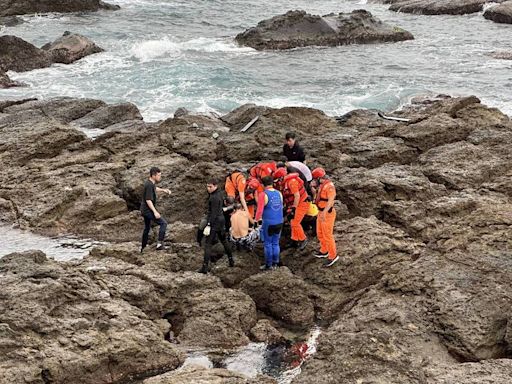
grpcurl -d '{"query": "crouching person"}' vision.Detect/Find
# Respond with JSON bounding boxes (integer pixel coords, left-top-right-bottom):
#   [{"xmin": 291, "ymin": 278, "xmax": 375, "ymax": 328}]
[
  {"xmin": 256, "ymin": 176, "xmax": 284, "ymax": 271},
  {"xmin": 229, "ymin": 203, "xmax": 260, "ymax": 251},
  {"xmin": 199, "ymin": 179, "xmax": 234, "ymax": 274}
]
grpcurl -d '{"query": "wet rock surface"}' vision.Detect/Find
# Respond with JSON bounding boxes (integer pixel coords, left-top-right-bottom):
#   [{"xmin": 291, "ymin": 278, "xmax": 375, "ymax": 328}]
[
  {"xmin": 386, "ymin": 0, "xmax": 493, "ymax": 15},
  {"xmin": 41, "ymin": 31, "xmax": 105, "ymax": 64},
  {"xmin": 235, "ymin": 9, "xmax": 413, "ymax": 50},
  {"xmin": 0, "ymin": 33, "xmax": 104, "ymax": 76},
  {"xmin": 0, "ymin": 70, "xmax": 23, "ymax": 88},
  {"xmin": 0, "ymin": 94, "xmax": 511, "ymax": 382},
  {"xmin": 484, "ymin": 1, "xmax": 512, "ymax": 23},
  {"xmin": 143, "ymin": 365, "xmax": 276, "ymax": 384},
  {"xmin": 0, "ymin": 0, "xmax": 120, "ymax": 17},
  {"xmin": 0, "ymin": 35, "xmax": 53, "ymax": 72}
]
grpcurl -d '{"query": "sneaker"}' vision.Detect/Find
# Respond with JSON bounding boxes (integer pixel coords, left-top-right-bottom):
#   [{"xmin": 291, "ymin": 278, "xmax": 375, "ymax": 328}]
[
  {"xmin": 323, "ymin": 256, "xmax": 339, "ymax": 268},
  {"xmin": 314, "ymin": 251, "xmax": 329, "ymax": 258},
  {"xmin": 228, "ymin": 258, "xmax": 235, "ymax": 268},
  {"xmin": 198, "ymin": 265, "xmax": 208, "ymax": 274},
  {"xmin": 140, "ymin": 247, "xmax": 145, "ymax": 254},
  {"xmin": 259, "ymin": 264, "xmax": 272, "ymax": 271},
  {"xmin": 156, "ymin": 244, "xmax": 167, "ymax": 251},
  {"xmin": 272, "ymin": 263, "xmax": 279, "ymax": 270},
  {"xmin": 298, "ymin": 239, "xmax": 309, "ymax": 251}
]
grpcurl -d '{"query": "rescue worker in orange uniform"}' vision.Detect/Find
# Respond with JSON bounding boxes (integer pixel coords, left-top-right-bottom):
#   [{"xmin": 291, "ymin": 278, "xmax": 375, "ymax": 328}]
[
  {"xmin": 249, "ymin": 161, "xmax": 277, "ymax": 182},
  {"xmin": 273, "ymin": 167, "xmax": 287, "ymax": 193},
  {"xmin": 225, "ymin": 170, "xmax": 249, "ymax": 213},
  {"xmin": 311, "ymin": 167, "xmax": 339, "ymax": 267},
  {"xmin": 281, "ymin": 169, "xmax": 310, "ymax": 251}
]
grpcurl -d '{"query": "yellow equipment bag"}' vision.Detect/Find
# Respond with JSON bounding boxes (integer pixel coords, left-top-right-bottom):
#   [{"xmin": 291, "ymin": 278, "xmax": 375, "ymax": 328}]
[{"xmin": 307, "ymin": 202, "xmax": 319, "ymax": 217}]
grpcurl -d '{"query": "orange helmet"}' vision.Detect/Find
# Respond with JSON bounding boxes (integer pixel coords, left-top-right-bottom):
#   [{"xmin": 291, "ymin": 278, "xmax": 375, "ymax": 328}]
[
  {"xmin": 246, "ymin": 177, "xmax": 261, "ymax": 191},
  {"xmin": 273, "ymin": 167, "xmax": 287, "ymax": 180},
  {"xmin": 311, "ymin": 167, "xmax": 326, "ymax": 179}
]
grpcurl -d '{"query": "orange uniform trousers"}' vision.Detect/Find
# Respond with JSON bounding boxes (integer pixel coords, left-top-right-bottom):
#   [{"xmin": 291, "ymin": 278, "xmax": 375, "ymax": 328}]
[
  {"xmin": 291, "ymin": 200, "xmax": 310, "ymax": 242},
  {"xmin": 317, "ymin": 208, "xmax": 336, "ymax": 260}
]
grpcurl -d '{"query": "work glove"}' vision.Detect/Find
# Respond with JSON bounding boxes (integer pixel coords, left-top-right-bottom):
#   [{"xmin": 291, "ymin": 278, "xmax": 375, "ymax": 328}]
[{"xmin": 203, "ymin": 225, "xmax": 211, "ymax": 237}]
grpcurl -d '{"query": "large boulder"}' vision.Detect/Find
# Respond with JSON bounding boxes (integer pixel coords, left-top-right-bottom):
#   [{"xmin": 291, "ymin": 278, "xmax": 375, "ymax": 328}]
[
  {"xmin": 484, "ymin": 1, "xmax": 512, "ymax": 24},
  {"xmin": 240, "ymin": 267, "xmax": 316, "ymax": 327},
  {"xmin": 0, "ymin": 251, "xmax": 185, "ymax": 384},
  {"xmin": 42, "ymin": 31, "xmax": 104, "ymax": 64},
  {"xmin": 235, "ymin": 10, "xmax": 413, "ymax": 50},
  {"xmin": 0, "ymin": 35, "xmax": 52, "ymax": 72},
  {"xmin": 0, "ymin": 0, "xmax": 120, "ymax": 17},
  {"xmin": 70, "ymin": 102, "xmax": 143, "ymax": 129},
  {"xmin": 388, "ymin": 0, "xmax": 490, "ymax": 15}
]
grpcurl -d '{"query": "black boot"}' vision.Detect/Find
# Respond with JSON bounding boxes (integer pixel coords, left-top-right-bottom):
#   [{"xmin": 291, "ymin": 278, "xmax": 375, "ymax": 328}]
[
  {"xmin": 228, "ymin": 256, "xmax": 234, "ymax": 268},
  {"xmin": 198, "ymin": 263, "xmax": 208, "ymax": 274}
]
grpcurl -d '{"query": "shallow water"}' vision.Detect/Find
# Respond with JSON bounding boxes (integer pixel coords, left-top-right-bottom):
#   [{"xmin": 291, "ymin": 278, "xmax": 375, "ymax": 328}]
[
  {"xmin": 0, "ymin": 224, "xmax": 103, "ymax": 260},
  {"xmin": 0, "ymin": 0, "xmax": 510, "ymax": 120},
  {"xmin": 180, "ymin": 326, "xmax": 322, "ymax": 382}
]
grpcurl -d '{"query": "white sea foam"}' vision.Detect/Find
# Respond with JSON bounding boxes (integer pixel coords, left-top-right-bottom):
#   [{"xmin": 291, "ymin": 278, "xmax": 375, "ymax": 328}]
[
  {"xmin": 130, "ymin": 37, "xmax": 255, "ymax": 62},
  {"xmin": 482, "ymin": 2, "xmax": 499, "ymax": 12}
]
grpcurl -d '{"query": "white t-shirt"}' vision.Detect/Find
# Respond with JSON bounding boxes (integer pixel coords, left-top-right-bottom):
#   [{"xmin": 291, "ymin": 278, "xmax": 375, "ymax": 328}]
[{"xmin": 288, "ymin": 161, "xmax": 312, "ymax": 181}]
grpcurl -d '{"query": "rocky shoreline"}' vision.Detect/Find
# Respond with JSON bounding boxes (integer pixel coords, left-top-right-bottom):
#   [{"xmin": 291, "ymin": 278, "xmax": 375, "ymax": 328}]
[{"xmin": 1, "ymin": 94, "xmax": 511, "ymax": 383}]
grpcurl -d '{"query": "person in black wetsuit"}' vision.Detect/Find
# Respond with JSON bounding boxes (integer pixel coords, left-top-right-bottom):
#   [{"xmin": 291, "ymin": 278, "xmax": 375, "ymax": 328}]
[{"xmin": 199, "ymin": 178, "xmax": 234, "ymax": 274}]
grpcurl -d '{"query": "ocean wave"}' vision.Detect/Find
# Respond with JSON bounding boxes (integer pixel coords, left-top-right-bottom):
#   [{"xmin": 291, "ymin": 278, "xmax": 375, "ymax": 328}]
[{"xmin": 129, "ymin": 36, "xmax": 255, "ymax": 62}]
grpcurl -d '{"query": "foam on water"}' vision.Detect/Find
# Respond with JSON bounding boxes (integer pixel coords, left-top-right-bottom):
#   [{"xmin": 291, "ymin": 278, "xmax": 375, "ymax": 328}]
[{"xmin": 130, "ymin": 37, "xmax": 255, "ymax": 62}]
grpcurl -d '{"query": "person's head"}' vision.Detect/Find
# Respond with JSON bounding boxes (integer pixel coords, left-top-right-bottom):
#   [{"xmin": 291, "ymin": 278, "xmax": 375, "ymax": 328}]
[
  {"xmin": 225, "ymin": 196, "xmax": 235, "ymax": 205},
  {"xmin": 246, "ymin": 177, "xmax": 260, "ymax": 193},
  {"xmin": 234, "ymin": 202, "xmax": 243, "ymax": 211},
  {"xmin": 262, "ymin": 176, "xmax": 274, "ymax": 187},
  {"xmin": 149, "ymin": 167, "xmax": 162, "ymax": 183},
  {"xmin": 285, "ymin": 132, "xmax": 296, "ymax": 148},
  {"xmin": 206, "ymin": 178, "xmax": 218, "ymax": 193},
  {"xmin": 273, "ymin": 167, "xmax": 287, "ymax": 181},
  {"xmin": 311, "ymin": 168, "xmax": 326, "ymax": 188}
]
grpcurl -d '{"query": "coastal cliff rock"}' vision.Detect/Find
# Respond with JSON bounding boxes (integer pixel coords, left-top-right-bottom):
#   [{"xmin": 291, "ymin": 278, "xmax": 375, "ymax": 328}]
[
  {"xmin": 484, "ymin": 1, "xmax": 512, "ymax": 23},
  {"xmin": 235, "ymin": 10, "xmax": 413, "ymax": 50},
  {"xmin": 0, "ymin": 0, "xmax": 119, "ymax": 17},
  {"xmin": 41, "ymin": 31, "xmax": 104, "ymax": 64},
  {"xmin": 0, "ymin": 94, "xmax": 511, "ymax": 382}
]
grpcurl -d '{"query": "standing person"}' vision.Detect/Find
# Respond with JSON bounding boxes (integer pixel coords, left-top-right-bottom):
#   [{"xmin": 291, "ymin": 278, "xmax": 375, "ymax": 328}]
[
  {"xmin": 283, "ymin": 132, "xmax": 306, "ymax": 163},
  {"xmin": 255, "ymin": 176, "xmax": 284, "ymax": 271},
  {"xmin": 199, "ymin": 179, "xmax": 234, "ymax": 274},
  {"xmin": 312, "ymin": 168, "xmax": 339, "ymax": 267},
  {"xmin": 140, "ymin": 167, "xmax": 171, "ymax": 253},
  {"xmin": 282, "ymin": 171, "xmax": 310, "ymax": 251}
]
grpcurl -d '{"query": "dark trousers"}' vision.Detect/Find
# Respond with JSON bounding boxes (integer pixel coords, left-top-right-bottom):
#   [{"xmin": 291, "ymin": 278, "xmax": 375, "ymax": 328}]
[
  {"xmin": 141, "ymin": 212, "xmax": 167, "ymax": 249},
  {"xmin": 204, "ymin": 229, "xmax": 233, "ymax": 266}
]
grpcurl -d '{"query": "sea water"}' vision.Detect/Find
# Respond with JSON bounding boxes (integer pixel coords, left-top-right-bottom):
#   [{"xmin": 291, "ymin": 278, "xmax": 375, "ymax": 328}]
[{"xmin": 0, "ymin": 0, "xmax": 510, "ymax": 121}]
